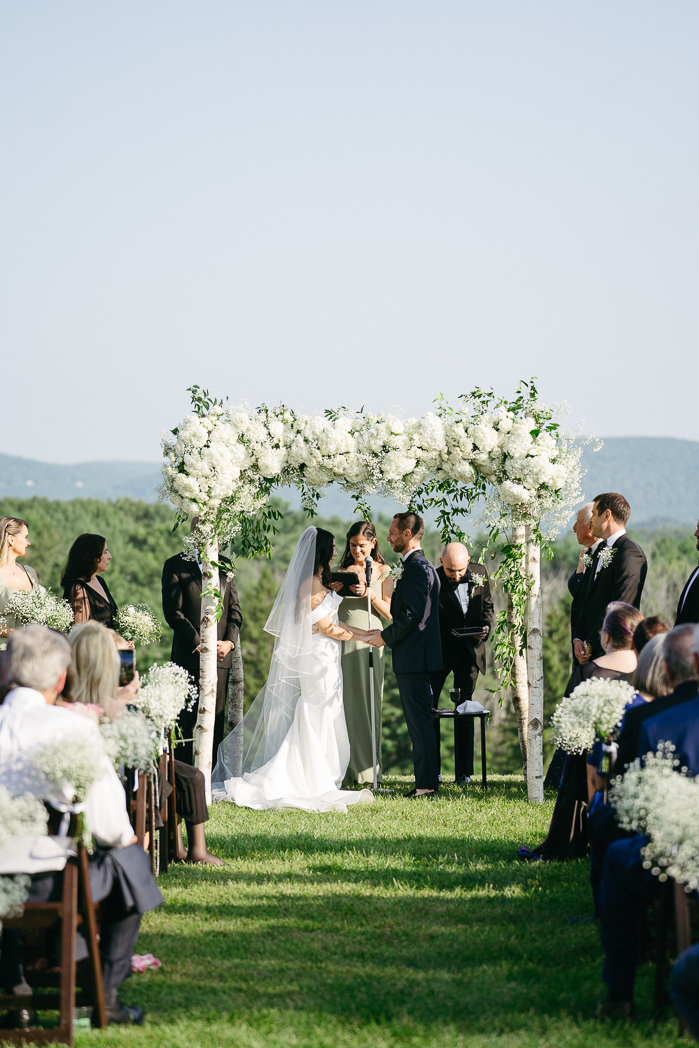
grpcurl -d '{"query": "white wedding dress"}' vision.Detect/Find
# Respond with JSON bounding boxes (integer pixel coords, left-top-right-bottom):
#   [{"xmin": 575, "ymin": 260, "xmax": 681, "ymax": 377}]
[{"xmin": 212, "ymin": 529, "xmax": 373, "ymax": 814}]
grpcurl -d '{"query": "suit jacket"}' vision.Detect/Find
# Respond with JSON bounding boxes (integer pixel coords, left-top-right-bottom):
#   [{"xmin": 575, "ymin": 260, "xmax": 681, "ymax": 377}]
[
  {"xmin": 675, "ymin": 566, "xmax": 699, "ymax": 626},
  {"xmin": 611, "ymin": 678, "xmax": 699, "ymax": 779},
  {"xmin": 574, "ymin": 533, "xmax": 647, "ymax": 659},
  {"xmin": 435, "ymin": 564, "xmax": 494, "ymax": 675},
  {"xmin": 161, "ymin": 553, "xmax": 243, "ymax": 677},
  {"xmin": 381, "ymin": 550, "xmax": 442, "ymax": 673},
  {"xmin": 639, "ymin": 691, "xmax": 699, "ymax": 774}
]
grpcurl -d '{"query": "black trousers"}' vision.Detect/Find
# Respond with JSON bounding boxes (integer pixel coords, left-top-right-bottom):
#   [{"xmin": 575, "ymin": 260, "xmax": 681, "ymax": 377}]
[
  {"xmin": 175, "ymin": 666, "xmax": 229, "ymax": 766},
  {"xmin": 430, "ymin": 646, "xmax": 479, "ymax": 778},
  {"xmin": 395, "ymin": 671, "xmax": 440, "ymax": 790},
  {"xmin": 0, "ymin": 845, "xmax": 156, "ymax": 992}
]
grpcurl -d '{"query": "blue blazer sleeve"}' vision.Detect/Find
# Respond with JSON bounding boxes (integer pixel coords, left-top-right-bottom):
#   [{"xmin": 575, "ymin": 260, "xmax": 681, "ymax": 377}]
[{"xmin": 381, "ymin": 561, "xmax": 430, "ymax": 649}]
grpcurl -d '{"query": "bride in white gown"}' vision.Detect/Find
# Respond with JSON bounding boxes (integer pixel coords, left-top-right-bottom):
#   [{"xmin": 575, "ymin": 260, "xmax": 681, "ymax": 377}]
[{"xmin": 212, "ymin": 526, "xmax": 374, "ymax": 813}]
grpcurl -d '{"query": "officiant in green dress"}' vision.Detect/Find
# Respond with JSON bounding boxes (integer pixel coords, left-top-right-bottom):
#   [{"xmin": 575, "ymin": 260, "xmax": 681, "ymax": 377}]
[{"xmin": 337, "ymin": 522, "xmax": 394, "ymax": 786}]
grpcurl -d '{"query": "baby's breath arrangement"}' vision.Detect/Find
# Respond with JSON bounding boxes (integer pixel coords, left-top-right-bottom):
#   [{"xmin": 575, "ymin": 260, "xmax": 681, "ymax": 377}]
[
  {"xmin": 31, "ymin": 731, "xmax": 104, "ymax": 808},
  {"xmin": 610, "ymin": 743, "xmax": 699, "ymax": 891},
  {"xmin": 0, "ymin": 589, "xmax": 74, "ymax": 633},
  {"xmin": 550, "ymin": 677, "xmax": 636, "ymax": 755},
  {"xmin": 134, "ymin": 662, "xmax": 198, "ymax": 732},
  {"xmin": 114, "ymin": 604, "xmax": 162, "ymax": 647},
  {"xmin": 0, "ymin": 787, "xmax": 48, "ymax": 923},
  {"xmin": 101, "ymin": 710, "xmax": 158, "ymax": 773}
]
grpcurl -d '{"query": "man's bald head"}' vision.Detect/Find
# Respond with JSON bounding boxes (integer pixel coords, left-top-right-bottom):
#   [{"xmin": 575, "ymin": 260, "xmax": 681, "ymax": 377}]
[{"xmin": 441, "ymin": 542, "xmax": 470, "ymax": 582}]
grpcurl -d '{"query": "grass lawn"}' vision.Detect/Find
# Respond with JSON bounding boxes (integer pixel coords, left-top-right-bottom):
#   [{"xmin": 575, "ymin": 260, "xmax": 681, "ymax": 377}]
[{"xmin": 30, "ymin": 776, "xmax": 689, "ymax": 1047}]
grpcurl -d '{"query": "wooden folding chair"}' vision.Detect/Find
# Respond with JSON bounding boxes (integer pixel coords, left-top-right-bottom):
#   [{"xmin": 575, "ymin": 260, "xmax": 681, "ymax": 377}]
[{"xmin": 0, "ymin": 845, "xmax": 107, "ymax": 1045}]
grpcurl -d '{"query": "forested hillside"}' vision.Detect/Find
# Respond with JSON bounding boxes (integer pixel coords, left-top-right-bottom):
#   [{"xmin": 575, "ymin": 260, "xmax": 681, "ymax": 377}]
[{"xmin": 2, "ymin": 495, "xmax": 697, "ymax": 775}]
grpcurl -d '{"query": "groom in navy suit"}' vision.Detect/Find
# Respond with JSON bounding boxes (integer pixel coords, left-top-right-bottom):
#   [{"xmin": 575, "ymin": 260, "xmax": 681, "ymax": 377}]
[{"xmin": 367, "ymin": 512, "xmax": 442, "ymax": 798}]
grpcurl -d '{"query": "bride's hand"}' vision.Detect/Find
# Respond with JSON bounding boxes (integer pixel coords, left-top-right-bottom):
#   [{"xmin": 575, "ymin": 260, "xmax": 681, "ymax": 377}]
[{"xmin": 329, "ymin": 581, "xmax": 344, "ymax": 592}]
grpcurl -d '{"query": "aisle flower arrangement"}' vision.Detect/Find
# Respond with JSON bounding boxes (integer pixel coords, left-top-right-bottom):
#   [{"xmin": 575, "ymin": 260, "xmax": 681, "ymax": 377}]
[
  {"xmin": 101, "ymin": 710, "xmax": 158, "ymax": 773},
  {"xmin": 550, "ymin": 678, "xmax": 636, "ymax": 755},
  {"xmin": 0, "ymin": 589, "xmax": 74, "ymax": 633},
  {"xmin": 114, "ymin": 603, "xmax": 162, "ymax": 646},
  {"xmin": 134, "ymin": 662, "xmax": 198, "ymax": 732},
  {"xmin": 610, "ymin": 743, "xmax": 699, "ymax": 891},
  {"xmin": 0, "ymin": 787, "xmax": 49, "ymax": 925},
  {"xmin": 30, "ymin": 731, "xmax": 104, "ymax": 808}
]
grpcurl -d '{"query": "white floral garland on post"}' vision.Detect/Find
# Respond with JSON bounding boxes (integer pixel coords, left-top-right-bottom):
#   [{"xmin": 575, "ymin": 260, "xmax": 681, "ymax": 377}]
[{"xmin": 160, "ymin": 381, "xmax": 588, "ymax": 802}]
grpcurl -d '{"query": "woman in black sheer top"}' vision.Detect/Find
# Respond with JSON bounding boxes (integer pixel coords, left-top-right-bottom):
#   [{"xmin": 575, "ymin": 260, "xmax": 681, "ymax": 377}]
[{"xmin": 62, "ymin": 533, "xmax": 118, "ymax": 628}]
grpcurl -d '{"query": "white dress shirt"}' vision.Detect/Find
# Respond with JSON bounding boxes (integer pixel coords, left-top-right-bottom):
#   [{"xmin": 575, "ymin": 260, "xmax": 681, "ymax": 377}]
[
  {"xmin": 594, "ymin": 529, "xmax": 626, "ymax": 576},
  {"xmin": 402, "ymin": 546, "xmax": 423, "ymax": 563},
  {"xmin": 0, "ymin": 688, "xmax": 134, "ymax": 851}
]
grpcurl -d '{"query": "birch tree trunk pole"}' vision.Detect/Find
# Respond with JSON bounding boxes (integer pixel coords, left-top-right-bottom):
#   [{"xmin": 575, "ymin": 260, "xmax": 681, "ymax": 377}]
[
  {"xmin": 227, "ymin": 640, "xmax": 245, "ymax": 777},
  {"xmin": 508, "ymin": 523, "xmax": 530, "ymax": 783},
  {"xmin": 194, "ymin": 539, "xmax": 219, "ymax": 802},
  {"xmin": 525, "ymin": 524, "xmax": 545, "ymax": 803}
]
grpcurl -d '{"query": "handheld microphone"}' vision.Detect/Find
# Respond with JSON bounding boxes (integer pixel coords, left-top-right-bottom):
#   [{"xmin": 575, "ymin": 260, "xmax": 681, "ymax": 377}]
[{"xmin": 365, "ymin": 555, "xmax": 373, "ymax": 585}]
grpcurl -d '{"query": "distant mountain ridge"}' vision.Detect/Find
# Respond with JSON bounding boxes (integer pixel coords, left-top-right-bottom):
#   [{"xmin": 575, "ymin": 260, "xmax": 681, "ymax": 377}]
[{"xmin": 1, "ymin": 437, "xmax": 697, "ymax": 526}]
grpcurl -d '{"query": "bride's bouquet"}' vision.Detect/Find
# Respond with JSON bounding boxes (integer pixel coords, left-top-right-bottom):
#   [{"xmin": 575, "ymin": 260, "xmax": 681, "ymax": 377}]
[
  {"xmin": 610, "ymin": 743, "xmax": 699, "ymax": 891},
  {"xmin": 100, "ymin": 710, "xmax": 158, "ymax": 773},
  {"xmin": 132, "ymin": 662, "xmax": 198, "ymax": 732},
  {"xmin": 114, "ymin": 603, "xmax": 162, "ymax": 647},
  {"xmin": 550, "ymin": 677, "xmax": 636, "ymax": 755},
  {"xmin": 0, "ymin": 787, "xmax": 49, "ymax": 923},
  {"xmin": 0, "ymin": 589, "xmax": 74, "ymax": 633}
]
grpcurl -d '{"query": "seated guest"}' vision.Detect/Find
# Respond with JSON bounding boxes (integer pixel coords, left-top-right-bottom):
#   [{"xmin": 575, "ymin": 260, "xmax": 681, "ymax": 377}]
[
  {"xmin": 0, "ymin": 625, "xmax": 162, "ymax": 1026},
  {"xmin": 431, "ymin": 542, "xmax": 494, "ymax": 784},
  {"xmin": 611, "ymin": 623, "xmax": 698, "ymax": 781},
  {"xmin": 583, "ymin": 602, "xmax": 643, "ymax": 801},
  {"xmin": 62, "ymin": 534, "xmax": 118, "ymax": 629},
  {"xmin": 671, "ymin": 942, "xmax": 699, "ymax": 1040},
  {"xmin": 0, "ymin": 517, "xmax": 41, "ymax": 641},
  {"xmin": 632, "ymin": 614, "xmax": 670, "ymax": 654},
  {"xmin": 597, "ymin": 625, "xmax": 699, "ymax": 1019},
  {"xmin": 675, "ymin": 517, "xmax": 699, "ymax": 625}
]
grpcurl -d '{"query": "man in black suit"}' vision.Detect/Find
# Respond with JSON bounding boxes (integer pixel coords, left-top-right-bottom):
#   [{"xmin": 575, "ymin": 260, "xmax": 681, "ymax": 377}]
[
  {"xmin": 430, "ymin": 542, "xmax": 494, "ymax": 784},
  {"xmin": 161, "ymin": 521, "xmax": 243, "ymax": 766},
  {"xmin": 675, "ymin": 517, "xmax": 699, "ymax": 625},
  {"xmin": 573, "ymin": 492, "xmax": 647, "ymax": 665},
  {"xmin": 366, "ymin": 512, "xmax": 442, "ymax": 798}
]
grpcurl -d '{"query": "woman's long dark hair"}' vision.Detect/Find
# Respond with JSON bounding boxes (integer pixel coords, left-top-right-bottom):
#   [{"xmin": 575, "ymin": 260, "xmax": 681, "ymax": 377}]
[
  {"xmin": 61, "ymin": 534, "xmax": 107, "ymax": 586},
  {"xmin": 339, "ymin": 520, "xmax": 386, "ymax": 569},
  {"xmin": 314, "ymin": 528, "xmax": 335, "ymax": 588}
]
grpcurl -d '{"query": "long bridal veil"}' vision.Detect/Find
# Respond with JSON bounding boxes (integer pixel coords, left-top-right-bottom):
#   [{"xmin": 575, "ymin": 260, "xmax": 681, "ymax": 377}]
[{"xmin": 212, "ymin": 526, "xmax": 317, "ymax": 790}]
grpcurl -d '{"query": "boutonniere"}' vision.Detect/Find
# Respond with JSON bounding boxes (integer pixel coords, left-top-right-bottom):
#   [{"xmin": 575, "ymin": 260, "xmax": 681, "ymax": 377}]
[
  {"xmin": 598, "ymin": 546, "xmax": 617, "ymax": 570},
  {"xmin": 581, "ymin": 551, "xmax": 594, "ymax": 570},
  {"xmin": 389, "ymin": 562, "xmax": 404, "ymax": 582}
]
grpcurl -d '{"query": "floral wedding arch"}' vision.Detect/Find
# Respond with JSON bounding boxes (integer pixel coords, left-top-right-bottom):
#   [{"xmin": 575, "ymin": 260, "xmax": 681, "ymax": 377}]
[{"xmin": 160, "ymin": 381, "xmax": 588, "ymax": 803}]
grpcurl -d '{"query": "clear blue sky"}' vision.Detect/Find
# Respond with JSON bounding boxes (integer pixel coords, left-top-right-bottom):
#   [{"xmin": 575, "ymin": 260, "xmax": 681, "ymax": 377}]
[{"xmin": 1, "ymin": 1, "xmax": 697, "ymax": 462}]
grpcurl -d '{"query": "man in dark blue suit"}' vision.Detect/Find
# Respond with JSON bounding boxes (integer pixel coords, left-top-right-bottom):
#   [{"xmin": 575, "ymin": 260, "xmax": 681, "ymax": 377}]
[
  {"xmin": 598, "ymin": 623, "xmax": 699, "ymax": 1019},
  {"xmin": 366, "ymin": 512, "xmax": 442, "ymax": 798}
]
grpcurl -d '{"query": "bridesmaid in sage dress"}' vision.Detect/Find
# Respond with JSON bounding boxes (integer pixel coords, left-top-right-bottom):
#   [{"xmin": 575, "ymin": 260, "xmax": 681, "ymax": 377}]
[
  {"xmin": 337, "ymin": 522, "xmax": 394, "ymax": 786},
  {"xmin": 0, "ymin": 517, "xmax": 42, "ymax": 644}
]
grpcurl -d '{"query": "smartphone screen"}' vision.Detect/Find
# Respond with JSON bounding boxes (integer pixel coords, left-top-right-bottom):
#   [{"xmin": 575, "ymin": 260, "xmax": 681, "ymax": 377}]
[{"xmin": 118, "ymin": 649, "xmax": 135, "ymax": 687}]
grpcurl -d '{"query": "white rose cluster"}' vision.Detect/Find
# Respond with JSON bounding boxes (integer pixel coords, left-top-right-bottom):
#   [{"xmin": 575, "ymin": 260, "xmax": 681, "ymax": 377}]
[{"xmin": 160, "ymin": 391, "xmax": 580, "ymax": 548}]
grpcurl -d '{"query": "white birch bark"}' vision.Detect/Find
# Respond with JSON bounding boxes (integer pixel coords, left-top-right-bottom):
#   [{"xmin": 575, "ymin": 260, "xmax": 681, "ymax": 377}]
[
  {"xmin": 525, "ymin": 525, "xmax": 545, "ymax": 803},
  {"xmin": 508, "ymin": 523, "xmax": 529, "ymax": 782},
  {"xmin": 194, "ymin": 539, "xmax": 219, "ymax": 802}
]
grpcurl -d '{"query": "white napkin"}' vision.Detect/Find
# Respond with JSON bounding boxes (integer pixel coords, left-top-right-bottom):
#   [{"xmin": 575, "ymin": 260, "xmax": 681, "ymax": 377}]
[{"xmin": 456, "ymin": 699, "xmax": 488, "ymax": 715}]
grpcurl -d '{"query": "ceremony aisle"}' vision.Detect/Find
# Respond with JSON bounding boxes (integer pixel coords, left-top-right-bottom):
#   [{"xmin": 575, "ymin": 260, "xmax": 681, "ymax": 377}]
[{"xmin": 74, "ymin": 778, "xmax": 684, "ymax": 1048}]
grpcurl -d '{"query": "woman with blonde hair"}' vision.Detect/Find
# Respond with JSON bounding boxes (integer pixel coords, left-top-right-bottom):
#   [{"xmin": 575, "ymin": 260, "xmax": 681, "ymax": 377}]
[
  {"xmin": 0, "ymin": 517, "xmax": 43, "ymax": 640},
  {"xmin": 64, "ymin": 622, "xmax": 222, "ymax": 865}
]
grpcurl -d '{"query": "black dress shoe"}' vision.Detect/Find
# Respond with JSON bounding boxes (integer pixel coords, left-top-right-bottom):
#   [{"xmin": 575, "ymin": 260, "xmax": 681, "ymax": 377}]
[
  {"xmin": 595, "ymin": 998, "xmax": 635, "ymax": 1021},
  {"xmin": 3, "ymin": 1007, "xmax": 38, "ymax": 1029},
  {"xmin": 104, "ymin": 989, "xmax": 145, "ymax": 1025}
]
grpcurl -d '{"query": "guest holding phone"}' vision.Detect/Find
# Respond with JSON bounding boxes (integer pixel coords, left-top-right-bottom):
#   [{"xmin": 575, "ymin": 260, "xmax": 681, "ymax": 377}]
[
  {"xmin": 335, "ymin": 521, "xmax": 394, "ymax": 786},
  {"xmin": 62, "ymin": 533, "xmax": 118, "ymax": 629},
  {"xmin": 431, "ymin": 543, "xmax": 494, "ymax": 783},
  {"xmin": 0, "ymin": 517, "xmax": 43, "ymax": 639}
]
